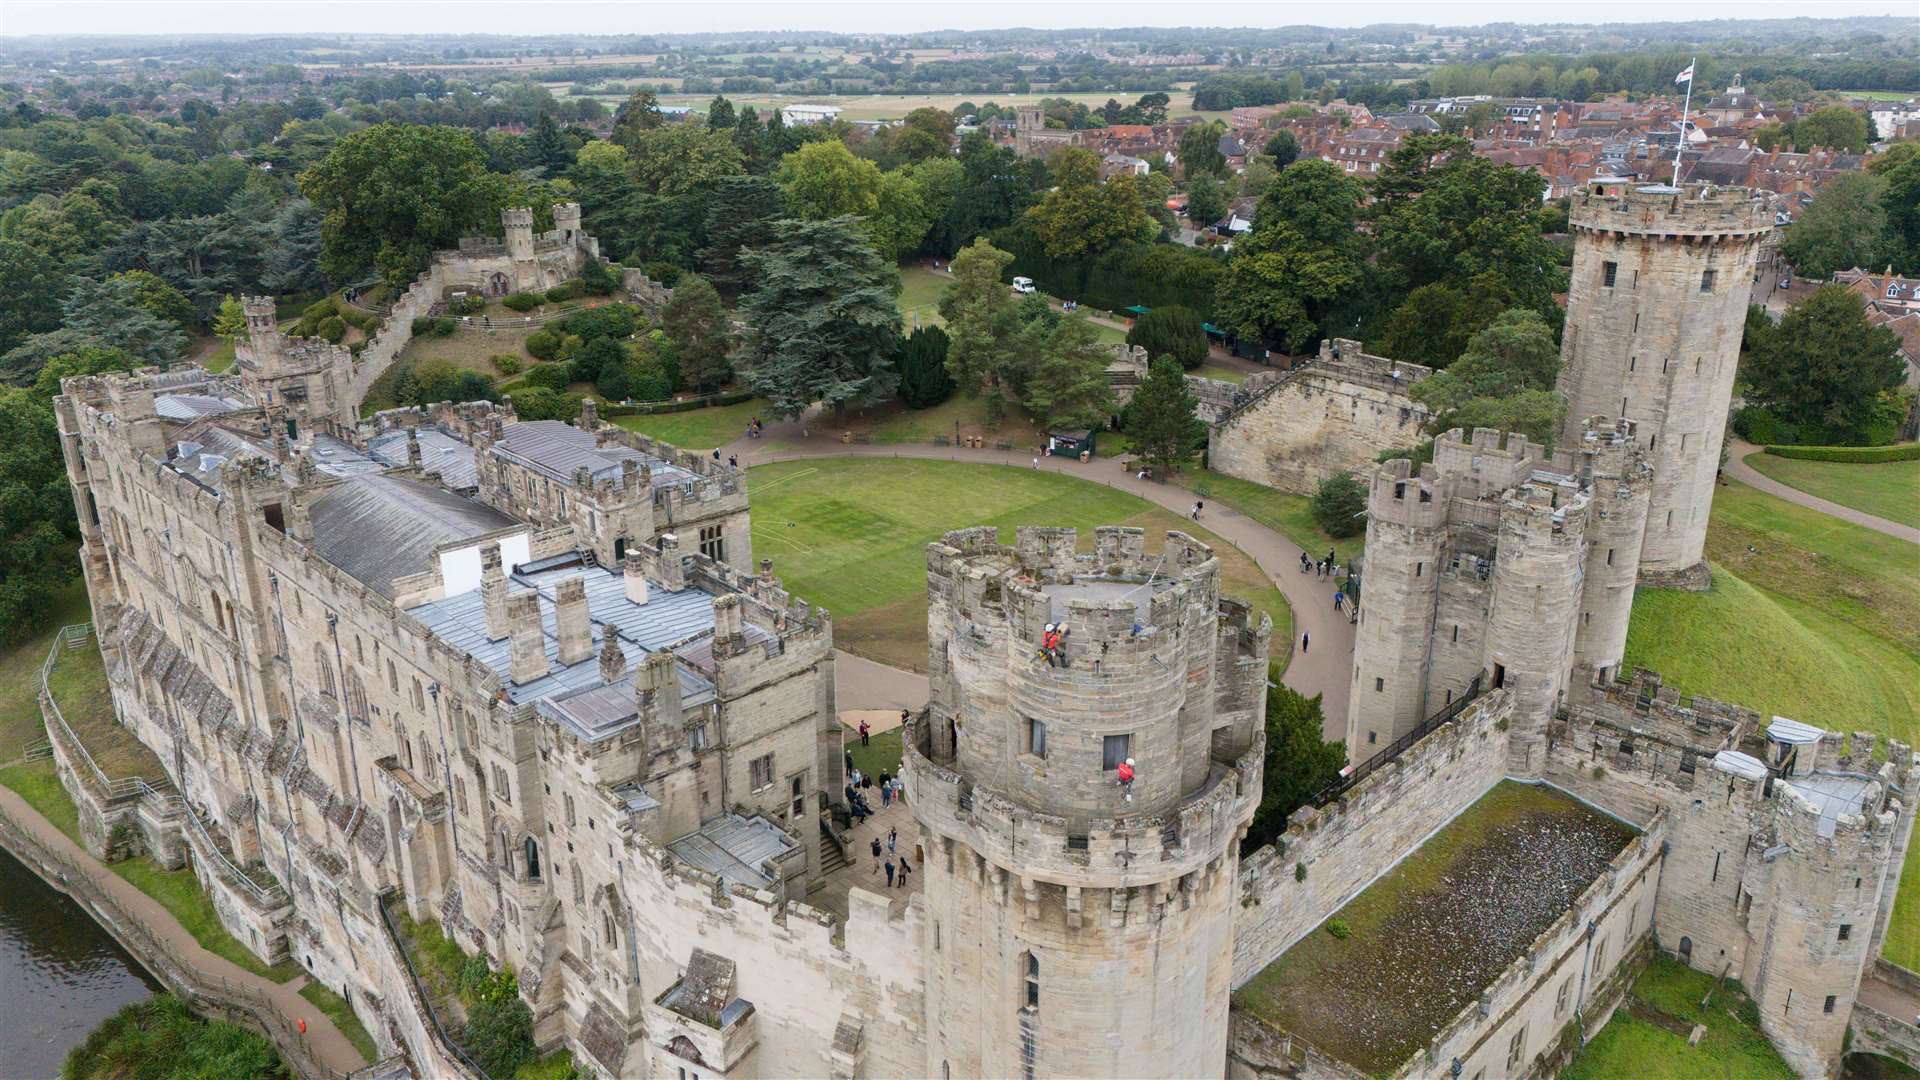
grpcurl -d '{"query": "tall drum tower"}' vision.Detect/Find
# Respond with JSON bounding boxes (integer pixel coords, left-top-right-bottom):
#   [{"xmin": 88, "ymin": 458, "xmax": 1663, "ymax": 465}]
[
  {"xmin": 904, "ymin": 526, "xmax": 1269, "ymax": 1080},
  {"xmin": 1556, "ymin": 181, "xmax": 1772, "ymax": 583}
]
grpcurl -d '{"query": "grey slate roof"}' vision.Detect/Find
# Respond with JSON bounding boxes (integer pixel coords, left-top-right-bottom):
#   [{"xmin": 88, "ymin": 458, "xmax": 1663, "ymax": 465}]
[
  {"xmin": 666, "ymin": 813, "xmax": 798, "ymax": 889},
  {"xmin": 1784, "ymin": 772, "xmax": 1877, "ymax": 839},
  {"xmin": 156, "ymin": 393, "xmax": 248, "ymax": 422},
  {"xmin": 308, "ymin": 434, "xmax": 386, "ymax": 479},
  {"xmin": 491, "ymin": 420, "xmax": 696, "ymax": 493},
  {"xmin": 170, "ymin": 427, "xmax": 275, "ymax": 489},
  {"xmin": 309, "ymin": 475, "xmax": 518, "ymax": 597},
  {"xmin": 367, "ymin": 427, "xmax": 480, "ymax": 490}
]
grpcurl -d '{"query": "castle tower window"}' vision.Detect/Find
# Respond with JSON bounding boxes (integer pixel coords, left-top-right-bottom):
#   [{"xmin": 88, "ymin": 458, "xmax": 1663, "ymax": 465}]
[
  {"xmin": 1101, "ymin": 734, "xmax": 1132, "ymax": 771},
  {"xmin": 1026, "ymin": 718, "xmax": 1048, "ymax": 759},
  {"xmin": 791, "ymin": 773, "xmax": 806, "ymax": 818},
  {"xmin": 525, "ymin": 838, "xmax": 542, "ymax": 881},
  {"xmin": 1700, "ymin": 270, "xmax": 1716, "ymax": 292},
  {"xmin": 1375, "ymin": 677, "xmax": 1385, "ymax": 692},
  {"xmin": 689, "ymin": 725, "xmax": 708, "ymax": 752},
  {"xmin": 699, "ymin": 524, "xmax": 725, "ymax": 563},
  {"xmin": 1555, "ymin": 978, "xmax": 1571, "ymax": 1016},
  {"xmin": 1602, "ymin": 261, "xmax": 1617, "ymax": 287},
  {"xmin": 1024, "ymin": 952, "xmax": 1040, "ymax": 1007},
  {"xmin": 1505, "ymin": 1026, "xmax": 1526, "ymax": 1070},
  {"xmin": 1824, "ymin": 995, "xmax": 1836, "ymax": 1014},
  {"xmin": 565, "ymin": 792, "xmax": 576, "ymax": 827},
  {"xmin": 750, "ymin": 753, "xmax": 774, "ymax": 791},
  {"xmin": 1839, "ymin": 924, "xmax": 1852, "ymax": 942}
]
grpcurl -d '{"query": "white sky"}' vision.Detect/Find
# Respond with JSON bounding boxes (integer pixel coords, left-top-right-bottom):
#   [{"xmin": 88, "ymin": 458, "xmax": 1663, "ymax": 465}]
[{"xmin": 0, "ymin": 0, "xmax": 1911, "ymax": 39}]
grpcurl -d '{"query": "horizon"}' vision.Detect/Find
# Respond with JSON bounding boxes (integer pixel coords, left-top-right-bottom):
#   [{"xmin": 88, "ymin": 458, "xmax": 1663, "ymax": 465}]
[{"xmin": 0, "ymin": 1, "xmax": 1913, "ymax": 39}]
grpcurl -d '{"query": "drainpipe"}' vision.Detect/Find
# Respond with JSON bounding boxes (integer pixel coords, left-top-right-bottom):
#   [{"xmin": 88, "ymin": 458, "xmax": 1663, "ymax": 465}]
[
  {"xmin": 327, "ymin": 612, "xmax": 364, "ymax": 802},
  {"xmin": 427, "ymin": 682, "xmax": 463, "ymax": 865}
]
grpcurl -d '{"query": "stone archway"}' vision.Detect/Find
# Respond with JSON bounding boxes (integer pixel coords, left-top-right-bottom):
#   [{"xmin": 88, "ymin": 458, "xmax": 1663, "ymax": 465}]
[
  {"xmin": 1678, "ymin": 936, "xmax": 1692, "ymax": 964},
  {"xmin": 486, "ymin": 272, "xmax": 510, "ymax": 297}
]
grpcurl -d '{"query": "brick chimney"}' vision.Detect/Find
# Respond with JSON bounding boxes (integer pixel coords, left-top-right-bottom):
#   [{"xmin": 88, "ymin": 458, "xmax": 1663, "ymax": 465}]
[
  {"xmin": 481, "ymin": 542, "xmax": 510, "ymax": 641},
  {"xmin": 623, "ymin": 550, "xmax": 649, "ymax": 605},
  {"xmin": 599, "ymin": 626, "xmax": 627, "ymax": 684},
  {"xmin": 554, "ymin": 576, "xmax": 593, "ymax": 666},
  {"xmin": 507, "ymin": 592, "xmax": 549, "ymax": 685}
]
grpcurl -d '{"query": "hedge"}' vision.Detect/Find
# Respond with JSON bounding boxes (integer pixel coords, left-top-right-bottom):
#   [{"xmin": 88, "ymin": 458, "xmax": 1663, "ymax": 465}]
[
  {"xmin": 1763, "ymin": 443, "xmax": 1920, "ymax": 463},
  {"xmin": 600, "ymin": 390, "xmax": 755, "ymax": 417}
]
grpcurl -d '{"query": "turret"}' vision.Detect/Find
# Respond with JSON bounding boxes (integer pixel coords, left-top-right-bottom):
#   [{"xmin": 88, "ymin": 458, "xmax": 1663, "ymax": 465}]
[
  {"xmin": 503, "ymin": 206, "xmax": 535, "ymax": 262},
  {"xmin": 552, "ymin": 201, "xmax": 582, "ymax": 242},
  {"xmin": 242, "ymin": 295, "xmax": 280, "ymax": 367},
  {"xmin": 1571, "ymin": 417, "xmax": 1652, "ymax": 692}
]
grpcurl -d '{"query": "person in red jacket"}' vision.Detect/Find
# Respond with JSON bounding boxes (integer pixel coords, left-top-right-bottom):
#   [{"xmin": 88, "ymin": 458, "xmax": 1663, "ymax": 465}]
[{"xmin": 1117, "ymin": 757, "xmax": 1136, "ymax": 801}]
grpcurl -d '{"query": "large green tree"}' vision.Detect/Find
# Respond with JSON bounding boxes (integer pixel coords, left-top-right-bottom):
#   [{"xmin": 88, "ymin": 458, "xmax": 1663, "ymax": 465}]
[
  {"xmin": 1184, "ymin": 173, "xmax": 1228, "ymax": 230},
  {"xmin": 1792, "ymin": 106, "xmax": 1873, "ymax": 153},
  {"xmin": 1025, "ymin": 315, "xmax": 1116, "ymax": 431},
  {"xmin": 1124, "ymin": 356, "xmax": 1204, "ymax": 470},
  {"xmin": 1872, "ymin": 151, "xmax": 1920, "ymax": 276},
  {"xmin": 628, "ymin": 123, "xmax": 745, "ymax": 197},
  {"xmin": 699, "ymin": 176, "xmax": 786, "ymax": 298},
  {"xmin": 1244, "ymin": 680, "xmax": 1345, "ymax": 853},
  {"xmin": 896, "ymin": 326, "xmax": 955, "ymax": 409},
  {"xmin": 659, "ymin": 275, "xmax": 734, "ymax": 393},
  {"xmin": 1178, "ymin": 120, "xmax": 1227, "ymax": 178},
  {"xmin": 938, "ymin": 238, "xmax": 1041, "ymax": 420},
  {"xmin": 300, "ymin": 123, "xmax": 509, "ymax": 288},
  {"xmin": 1375, "ymin": 273, "xmax": 1518, "ymax": 369},
  {"xmin": 1743, "ymin": 285, "xmax": 1906, "ymax": 445},
  {"xmin": 870, "ymin": 157, "xmax": 962, "ymax": 261},
  {"xmin": 0, "ymin": 238, "xmax": 67, "ymax": 354},
  {"xmin": 737, "ymin": 216, "xmax": 901, "ymax": 420},
  {"xmin": 1412, "ymin": 309, "xmax": 1566, "ymax": 447},
  {"xmin": 775, "ymin": 140, "xmax": 883, "ymax": 221},
  {"xmin": 1214, "ymin": 159, "xmax": 1367, "ymax": 353},
  {"xmin": 1372, "ymin": 143, "xmax": 1561, "ymax": 311},
  {"xmin": 1781, "ymin": 172, "xmax": 1889, "ymax": 280},
  {"xmin": 1022, "ymin": 148, "xmax": 1152, "ymax": 261},
  {"xmin": 930, "ymin": 132, "xmax": 1048, "ymax": 255}
]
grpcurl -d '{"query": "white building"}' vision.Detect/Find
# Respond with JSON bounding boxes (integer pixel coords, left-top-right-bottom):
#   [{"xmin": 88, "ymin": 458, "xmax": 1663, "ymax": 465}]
[{"xmin": 780, "ymin": 103, "xmax": 844, "ymax": 127}]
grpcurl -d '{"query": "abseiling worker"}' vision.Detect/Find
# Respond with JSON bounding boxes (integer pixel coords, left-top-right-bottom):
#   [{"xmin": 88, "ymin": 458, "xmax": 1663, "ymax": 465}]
[{"xmin": 1117, "ymin": 757, "xmax": 1136, "ymax": 801}]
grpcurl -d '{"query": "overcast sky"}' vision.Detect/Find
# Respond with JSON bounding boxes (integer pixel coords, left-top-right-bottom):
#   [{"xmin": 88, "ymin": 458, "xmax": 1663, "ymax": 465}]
[{"xmin": 0, "ymin": 1, "xmax": 1912, "ymax": 38}]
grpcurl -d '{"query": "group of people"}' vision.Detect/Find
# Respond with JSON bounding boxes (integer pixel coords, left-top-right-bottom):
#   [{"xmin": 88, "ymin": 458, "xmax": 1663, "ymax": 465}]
[
  {"xmin": 744, "ymin": 416, "xmax": 765, "ymax": 439},
  {"xmin": 870, "ymin": 828, "xmax": 911, "ymax": 888},
  {"xmin": 710, "ymin": 448, "xmax": 741, "ymax": 469},
  {"xmin": 1300, "ymin": 548, "xmax": 1344, "ymax": 580}
]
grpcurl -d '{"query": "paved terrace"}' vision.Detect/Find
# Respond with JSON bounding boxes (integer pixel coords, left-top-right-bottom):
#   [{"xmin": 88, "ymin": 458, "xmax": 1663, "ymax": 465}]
[{"xmin": 1233, "ymin": 781, "xmax": 1638, "ymax": 1075}]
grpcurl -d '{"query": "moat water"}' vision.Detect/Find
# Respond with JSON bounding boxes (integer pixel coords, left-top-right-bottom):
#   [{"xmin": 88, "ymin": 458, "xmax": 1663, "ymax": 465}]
[{"xmin": 0, "ymin": 846, "xmax": 159, "ymax": 1077}]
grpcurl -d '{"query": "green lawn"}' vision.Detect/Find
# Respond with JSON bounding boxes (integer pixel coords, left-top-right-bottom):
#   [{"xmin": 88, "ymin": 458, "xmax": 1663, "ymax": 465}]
[
  {"xmin": 896, "ymin": 265, "xmax": 951, "ymax": 329},
  {"xmin": 1742, "ymin": 451, "xmax": 1920, "ymax": 529},
  {"xmin": 1564, "ymin": 955, "xmax": 1792, "ymax": 1080},
  {"xmin": 826, "ymin": 394, "xmax": 1046, "ymax": 448},
  {"xmin": 609, "ymin": 397, "xmax": 766, "ymax": 450},
  {"xmin": 299, "ymin": 980, "xmax": 377, "ymax": 1063},
  {"xmin": 49, "ymin": 638, "xmax": 169, "ymax": 781},
  {"xmin": 0, "ymin": 758, "xmax": 82, "ymax": 844},
  {"xmin": 746, "ymin": 458, "xmax": 1292, "ymax": 672},
  {"xmin": 848, "ymin": 727, "xmax": 904, "ymax": 781},
  {"xmin": 1194, "ymin": 361, "xmax": 1249, "ymax": 384},
  {"xmin": 1183, "ymin": 470, "xmax": 1365, "ymax": 564},
  {"xmin": 0, "ymin": 581, "xmax": 90, "ymax": 760},
  {"xmin": 1622, "ymin": 478, "xmax": 1920, "ymax": 965}
]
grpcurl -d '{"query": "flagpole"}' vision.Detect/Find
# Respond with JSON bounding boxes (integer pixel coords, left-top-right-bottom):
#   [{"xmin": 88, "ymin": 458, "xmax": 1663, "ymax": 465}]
[{"xmin": 1671, "ymin": 57, "xmax": 1696, "ymax": 188}]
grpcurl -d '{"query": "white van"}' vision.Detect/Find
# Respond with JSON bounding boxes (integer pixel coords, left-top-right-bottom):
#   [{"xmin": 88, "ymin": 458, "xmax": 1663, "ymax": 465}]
[{"xmin": 1011, "ymin": 276, "xmax": 1036, "ymax": 294}]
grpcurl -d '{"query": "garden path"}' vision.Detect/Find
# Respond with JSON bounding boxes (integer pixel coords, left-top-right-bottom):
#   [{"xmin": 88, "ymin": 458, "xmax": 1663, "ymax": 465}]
[{"xmin": 1726, "ymin": 440, "xmax": 1920, "ymax": 543}]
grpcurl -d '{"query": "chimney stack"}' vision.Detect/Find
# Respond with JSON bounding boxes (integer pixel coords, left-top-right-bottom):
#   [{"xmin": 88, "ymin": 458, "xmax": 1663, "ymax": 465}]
[
  {"xmin": 636, "ymin": 649, "xmax": 682, "ymax": 727},
  {"xmin": 599, "ymin": 626, "xmax": 627, "ymax": 684},
  {"xmin": 554, "ymin": 576, "xmax": 593, "ymax": 666},
  {"xmin": 657, "ymin": 533, "xmax": 686, "ymax": 592},
  {"xmin": 623, "ymin": 550, "xmax": 650, "ymax": 605},
  {"xmin": 406, "ymin": 428, "xmax": 422, "ymax": 468},
  {"xmin": 481, "ymin": 543, "xmax": 510, "ymax": 641},
  {"xmin": 507, "ymin": 592, "xmax": 549, "ymax": 685},
  {"xmin": 580, "ymin": 397, "xmax": 599, "ymax": 430},
  {"xmin": 713, "ymin": 594, "xmax": 745, "ymax": 651}
]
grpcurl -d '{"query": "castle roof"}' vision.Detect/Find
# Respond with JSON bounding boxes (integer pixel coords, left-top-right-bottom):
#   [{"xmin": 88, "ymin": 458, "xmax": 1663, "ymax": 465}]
[
  {"xmin": 1783, "ymin": 772, "xmax": 1877, "ymax": 839},
  {"xmin": 366, "ymin": 427, "xmax": 479, "ymax": 489},
  {"xmin": 666, "ymin": 814, "xmax": 799, "ymax": 891},
  {"xmin": 310, "ymin": 474, "xmax": 518, "ymax": 598},
  {"xmin": 492, "ymin": 419, "xmax": 697, "ymax": 492}
]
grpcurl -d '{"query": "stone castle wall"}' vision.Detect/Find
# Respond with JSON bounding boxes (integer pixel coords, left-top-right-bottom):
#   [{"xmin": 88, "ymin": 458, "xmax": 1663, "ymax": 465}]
[
  {"xmin": 1208, "ymin": 341, "xmax": 1432, "ymax": 496},
  {"xmin": 1232, "ymin": 690, "xmax": 1515, "ymax": 986}
]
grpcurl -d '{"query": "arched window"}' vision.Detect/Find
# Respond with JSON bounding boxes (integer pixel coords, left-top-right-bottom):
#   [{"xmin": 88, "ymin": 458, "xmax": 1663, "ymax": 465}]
[
  {"xmin": 345, "ymin": 671, "xmax": 368, "ymax": 721},
  {"xmin": 500, "ymin": 829, "xmax": 513, "ymax": 871},
  {"xmin": 572, "ymin": 862, "xmax": 584, "ymax": 903},
  {"xmin": 524, "ymin": 838, "xmax": 542, "ymax": 880},
  {"xmin": 419, "ymin": 735, "xmax": 435, "ymax": 779},
  {"xmin": 313, "ymin": 643, "xmax": 337, "ymax": 698},
  {"xmin": 1678, "ymin": 936, "xmax": 1693, "ymax": 964},
  {"xmin": 1024, "ymin": 952, "xmax": 1039, "ymax": 1008}
]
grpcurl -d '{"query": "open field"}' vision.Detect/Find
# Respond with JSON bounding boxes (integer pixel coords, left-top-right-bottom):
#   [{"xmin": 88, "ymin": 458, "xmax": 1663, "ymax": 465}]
[
  {"xmin": 1840, "ymin": 90, "xmax": 1920, "ymax": 101},
  {"xmin": 897, "ymin": 265, "xmax": 951, "ymax": 329},
  {"xmin": 637, "ymin": 91, "xmax": 1232, "ymax": 122},
  {"xmin": 1234, "ymin": 781, "xmax": 1636, "ymax": 1075},
  {"xmin": 1564, "ymin": 955, "xmax": 1793, "ymax": 1080},
  {"xmin": 1183, "ymin": 470, "xmax": 1364, "ymax": 564},
  {"xmin": 1742, "ymin": 451, "xmax": 1920, "ymax": 529},
  {"xmin": 744, "ymin": 458, "xmax": 1291, "ymax": 672}
]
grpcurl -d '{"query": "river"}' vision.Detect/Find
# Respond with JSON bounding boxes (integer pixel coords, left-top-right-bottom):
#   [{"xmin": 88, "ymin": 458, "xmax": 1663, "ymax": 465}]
[{"xmin": 0, "ymin": 846, "xmax": 159, "ymax": 1078}]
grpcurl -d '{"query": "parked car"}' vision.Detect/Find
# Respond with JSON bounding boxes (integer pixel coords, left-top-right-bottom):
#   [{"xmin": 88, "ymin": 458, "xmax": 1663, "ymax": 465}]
[{"xmin": 1011, "ymin": 276, "xmax": 1036, "ymax": 294}]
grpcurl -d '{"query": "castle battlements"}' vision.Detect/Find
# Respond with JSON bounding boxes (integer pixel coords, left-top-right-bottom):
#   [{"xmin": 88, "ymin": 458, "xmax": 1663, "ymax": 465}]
[{"xmin": 1571, "ymin": 180, "xmax": 1775, "ymax": 239}]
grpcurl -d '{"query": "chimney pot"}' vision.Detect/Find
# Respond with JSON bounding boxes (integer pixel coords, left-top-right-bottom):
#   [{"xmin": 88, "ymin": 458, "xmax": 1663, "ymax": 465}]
[
  {"xmin": 623, "ymin": 550, "xmax": 650, "ymax": 605},
  {"xmin": 507, "ymin": 591, "xmax": 549, "ymax": 686},
  {"xmin": 481, "ymin": 542, "xmax": 510, "ymax": 641}
]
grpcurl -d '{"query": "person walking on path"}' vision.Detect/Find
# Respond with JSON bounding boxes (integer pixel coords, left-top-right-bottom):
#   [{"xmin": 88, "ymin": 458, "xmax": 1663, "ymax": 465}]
[
  {"xmin": 1300, "ymin": 552, "xmax": 1312, "ymax": 574},
  {"xmin": 1333, "ymin": 590, "xmax": 1345, "ymax": 614},
  {"xmin": 885, "ymin": 858, "xmax": 895, "ymax": 888},
  {"xmin": 728, "ymin": 454, "xmax": 738, "ymax": 469},
  {"xmin": 858, "ymin": 718, "xmax": 871, "ymax": 746},
  {"xmin": 1301, "ymin": 631, "xmax": 1310, "ymax": 654},
  {"xmin": 898, "ymin": 856, "xmax": 912, "ymax": 888},
  {"xmin": 887, "ymin": 827, "xmax": 897, "ymax": 855},
  {"xmin": 844, "ymin": 749, "xmax": 854, "ymax": 775},
  {"xmin": 870, "ymin": 836, "xmax": 883, "ymax": 874},
  {"xmin": 1191, "ymin": 500, "xmax": 1204, "ymax": 520}
]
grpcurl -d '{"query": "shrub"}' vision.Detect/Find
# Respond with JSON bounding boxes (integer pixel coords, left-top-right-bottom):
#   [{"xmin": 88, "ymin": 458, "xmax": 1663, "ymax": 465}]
[
  {"xmin": 554, "ymin": 303, "xmax": 641, "ymax": 343},
  {"xmin": 571, "ymin": 336, "xmax": 630, "ymax": 385},
  {"xmin": 1731, "ymin": 405, "xmax": 1806, "ymax": 447},
  {"xmin": 340, "ymin": 307, "xmax": 377, "ymax": 331},
  {"xmin": 303, "ymin": 297, "xmax": 338, "ymax": 320},
  {"xmin": 317, "ymin": 315, "xmax": 347, "ymax": 343},
  {"xmin": 448, "ymin": 294, "xmax": 487, "ymax": 316},
  {"xmin": 463, "ymin": 994, "xmax": 536, "ymax": 1078},
  {"xmin": 544, "ymin": 280, "xmax": 585, "ymax": 303},
  {"xmin": 491, "ymin": 353, "xmax": 523, "ymax": 375},
  {"xmin": 525, "ymin": 329, "xmax": 562, "ymax": 360},
  {"xmin": 1127, "ymin": 305, "xmax": 1210, "ymax": 370},
  {"xmin": 504, "ymin": 386, "xmax": 579, "ymax": 421},
  {"xmin": 524, "ymin": 363, "xmax": 573, "ymax": 391},
  {"xmin": 578, "ymin": 256, "xmax": 620, "ymax": 295},
  {"xmin": 290, "ymin": 316, "xmax": 322, "ymax": 338},
  {"xmin": 1294, "ymin": 862, "xmax": 1308, "ymax": 882},
  {"xmin": 1325, "ymin": 919, "xmax": 1351, "ymax": 940},
  {"xmin": 1310, "ymin": 474, "xmax": 1369, "ymax": 538},
  {"xmin": 501, "ymin": 292, "xmax": 543, "ymax": 313},
  {"xmin": 896, "ymin": 326, "xmax": 954, "ymax": 409},
  {"xmin": 1765, "ymin": 442, "xmax": 1920, "ymax": 463},
  {"xmin": 642, "ymin": 261, "xmax": 683, "ymax": 287},
  {"xmin": 410, "ymin": 316, "xmax": 457, "ymax": 338}
]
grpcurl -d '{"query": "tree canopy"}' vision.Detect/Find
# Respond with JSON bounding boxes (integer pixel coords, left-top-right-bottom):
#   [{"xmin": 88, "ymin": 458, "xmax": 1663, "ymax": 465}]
[
  {"xmin": 1781, "ymin": 172, "xmax": 1889, "ymax": 280},
  {"xmin": 1742, "ymin": 285, "xmax": 1906, "ymax": 445},
  {"xmin": 737, "ymin": 216, "xmax": 901, "ymax": 420}
]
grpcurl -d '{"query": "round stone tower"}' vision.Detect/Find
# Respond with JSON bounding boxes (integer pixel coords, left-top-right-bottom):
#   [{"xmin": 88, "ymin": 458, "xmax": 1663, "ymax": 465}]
[
  {"xmin": 904, "ymin": 526, "xmax": 1268, "ymax": 1080},
  {"xmin": 1484, "ymin": 479, "xmax": 1590, "ymax": 772},
  {"xmin": 502, "ymin": 206, "xmax": 535, "ymax": 262},
  {"xmin": 1556, "ymin": 180, "xmax": 1772, "ymax": 583},
  {"xmin": 1570, "ymin": 416, "xmax": 1653, "ymax": 691}
]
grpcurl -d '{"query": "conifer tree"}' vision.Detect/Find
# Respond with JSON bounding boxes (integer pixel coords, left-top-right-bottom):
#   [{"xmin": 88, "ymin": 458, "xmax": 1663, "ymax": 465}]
[
  {"xmin": 1124, "ymin": 356, "xmax": 1202, "ymax": 470},
  {"xmin": 737, "ymin": 217, "xmax": 900, "ymax": 421}
]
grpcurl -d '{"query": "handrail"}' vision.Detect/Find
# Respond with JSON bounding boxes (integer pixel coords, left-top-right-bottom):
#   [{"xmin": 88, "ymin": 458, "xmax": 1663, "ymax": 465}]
[
  {"xmin": 38, "ymin": 624, "xmax": 173, "ymax": 802},
  {"xmin": 182, "ymin": 802, "xmax": 288, "ymax": 907},
  {"xmin": 1310, "ymin": 674, "xmax": 1485, "ymax": 807},
  {"xmin": 375, "ymin": 890, "xmax": 489, "ymax": 1079}
]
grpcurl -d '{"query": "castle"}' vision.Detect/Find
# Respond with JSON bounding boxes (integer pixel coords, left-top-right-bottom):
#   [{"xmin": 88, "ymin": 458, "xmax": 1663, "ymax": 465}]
[{"xmin": 45, "ymin": 178, "xmax": 1915, "ymax": 1080}]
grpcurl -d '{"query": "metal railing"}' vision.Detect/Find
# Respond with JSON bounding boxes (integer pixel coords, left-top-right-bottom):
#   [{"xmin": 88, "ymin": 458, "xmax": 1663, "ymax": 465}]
[
  {"xmin": 182, "ymin": 801, "xmax": 288, "ymax": 908},
  {"xmin": 38, "ymin": 624, "xmax": 178, "ymax": 807},
  {"xmin": 375, "ymin": 891, "xmax": 489, "ymax": 1079},
  {"xmin": 1310, "ymin": 675, "xmax": 1486, "ymax": 807}
]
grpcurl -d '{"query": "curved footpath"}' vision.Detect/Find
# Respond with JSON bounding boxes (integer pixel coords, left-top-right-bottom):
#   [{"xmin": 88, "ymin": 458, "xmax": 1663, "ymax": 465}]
[
  {"xmin": 1725, "ymin": 439, "xmax": 1920, "ymax": 544},
  {"xmin": 0, "ymin": 786, "xmax": 367, "ymax": 1076},
  {"xmin": 721, "ymin": 423, "xmax": 1358, "ymax": 741}
]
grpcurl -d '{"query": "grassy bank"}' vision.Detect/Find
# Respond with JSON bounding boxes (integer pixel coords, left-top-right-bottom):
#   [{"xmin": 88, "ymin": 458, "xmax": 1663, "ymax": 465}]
[
  {"xmin": 1742, "ymin": 451, "xmax": 1920, "ymax": 529},
  {"xmin": 1564, "ymin": 955, "xmax": 1792, "ymax": 1080},
  {"xmin": 610, "ymin": 397, "xmax": 765, "ymax": 449},
  {"xmin": 745, "ymin": 458, "xmax": 1292, "ymax": 672},
  {"xmin": 298, "ymin": 980, "xmax": 378, "ymax": 1062},
  {"xmin": 64, "ymin": 994, "xmax": 287, "ymax": 1080},
  {"xmin": 1184, "ymin": 470, "xmax": 1364, "ymax": 564}
]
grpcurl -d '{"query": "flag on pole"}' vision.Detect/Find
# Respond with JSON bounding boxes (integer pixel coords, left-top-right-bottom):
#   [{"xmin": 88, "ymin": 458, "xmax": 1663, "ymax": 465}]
[{"xmin": 1675, "ymin": 63, "xmax": 1695, "ymax": 85}]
